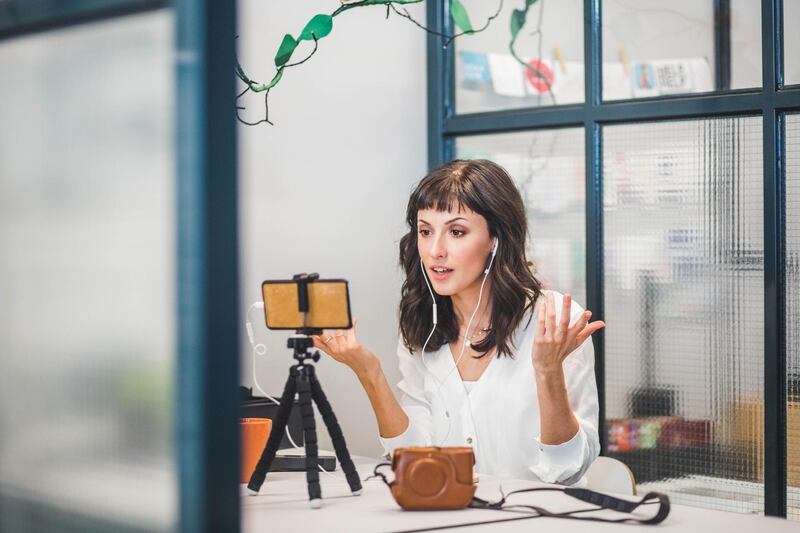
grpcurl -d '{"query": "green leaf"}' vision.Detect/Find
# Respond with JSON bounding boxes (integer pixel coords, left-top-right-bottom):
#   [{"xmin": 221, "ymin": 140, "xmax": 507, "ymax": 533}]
[
  {"xmin": 511, "ymin": 0, "xmax": 539, "ymax": 41},
  {"xmin": 450, "ymin": 0, "xmax": 473, "ymax": 33},
  {"xmin": 299, "ymin": 14, "xmax": 333, "ymax": 41},
  {"xmin": 274, "ymin": 34, "xmax": 298, "ymax": 67},
  {"xmin": 510, "ymin": 9, "xmax": 526, "ymax": 40}
]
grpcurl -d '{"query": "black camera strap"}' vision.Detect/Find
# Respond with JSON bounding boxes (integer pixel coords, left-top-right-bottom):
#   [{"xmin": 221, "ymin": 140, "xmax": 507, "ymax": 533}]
[
  {"xmin": 367, "ymin": 462, "xmax": 395, "ymax": 487},
  {"xmin": 369, "ymin": 463, "xmax": 670, "ymax": 531},
  {"xmin": 469, "ymin": 486, "xmax": 670, "ymax": 524}
]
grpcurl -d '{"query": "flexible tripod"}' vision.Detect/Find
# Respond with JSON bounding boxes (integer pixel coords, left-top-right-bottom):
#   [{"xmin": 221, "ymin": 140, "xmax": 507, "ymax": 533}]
[{"xmin": 246, "ymin": 334, "xmax": 362, "ymax": 508}]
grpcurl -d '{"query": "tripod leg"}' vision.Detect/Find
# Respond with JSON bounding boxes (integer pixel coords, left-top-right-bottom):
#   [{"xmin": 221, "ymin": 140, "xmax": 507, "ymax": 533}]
[
  {"xmin": 308, "ymin": 367, "xmax": 363, "ymax": 496},
  {"xmin": 247, "ymin": 368, "xmax": 297, "ymax": 494},
  {"xmin": 296, "ymin": 366, "xmax": 322, "ymax": 508}
]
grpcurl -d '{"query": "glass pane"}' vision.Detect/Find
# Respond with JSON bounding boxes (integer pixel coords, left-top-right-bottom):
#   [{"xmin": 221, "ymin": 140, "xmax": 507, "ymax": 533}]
[
  {"xmin": 0, "ymin": 11, "xmax": 176, "ymax": 531},
  {"xmin": 455, "ymin": 129, "xmax": 586, "ymax": 304},
  {"xmin": 787, "ymin": 113, "xmax": 800, "ymax": 520},
  {"xmin": 786, "ymin": 0, "xmax": 800, "ymax": 86},
  {"xmin": 604, "ymin": 117, "xmax": 764, "ymax": 514},
  {"xmin": 602, "ymin": 0, "xmax": 762, "ymax": 101},
  {"xmin": 454, "ymin": 0, "xmax": 584, "ymax": 114}
]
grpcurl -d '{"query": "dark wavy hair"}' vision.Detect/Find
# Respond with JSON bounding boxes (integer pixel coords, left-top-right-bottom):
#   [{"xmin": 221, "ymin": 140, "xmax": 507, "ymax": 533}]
[{"xmin": 398, "ymin": 159, "xmax": 544, "ymax": 358}]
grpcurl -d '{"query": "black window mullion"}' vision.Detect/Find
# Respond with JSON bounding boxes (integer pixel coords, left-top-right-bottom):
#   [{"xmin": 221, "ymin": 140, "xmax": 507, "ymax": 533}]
[
  {"xmin": 775, "ymin": 90, "xmax": 800, "ymax": 110},
  {"xmin": 176, "ymin": 0, "xmax": 240, "ymax": 530},
  {"xmin": 443, "ymin": 1, "xmax": 456, "ymax": 163},
  {"xmin": 762, "ymin": 0, "xmax": 787, "ymax": 519},
  {"xmin": 584, "ymin": 0, "xmax": 605, "ymax": 455},
  {"xmin": 714, "ymin": 0, "xmax": 732, "ymax": 91},
  {"xmin": 426, "ymin": 0, "xmax": 446, "ymax": 169},
  {"xmin": 445, "ymin": 105, "xmax": 584, "ymax": 135},
  {"xmin": 444, "ymin": 91, "xmax": 800, "ymax": 135}
]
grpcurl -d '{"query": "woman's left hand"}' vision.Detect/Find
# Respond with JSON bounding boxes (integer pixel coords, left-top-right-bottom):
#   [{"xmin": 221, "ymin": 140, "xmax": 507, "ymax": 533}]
[{"xmin": 532, "ymin": 291, "xmax": 605, "ymax": 377}]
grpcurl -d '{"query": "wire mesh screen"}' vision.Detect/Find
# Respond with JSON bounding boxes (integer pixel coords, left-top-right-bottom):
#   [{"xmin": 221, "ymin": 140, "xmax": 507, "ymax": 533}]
[
  {"xmin": 603, "ymin": 117, "xmax": 764, "ymax": 514},
  {"xmin": 787, "ymin": 113, "xmax": 800, "ymax": 520},
  {"xmin": 456, "ymin": 128, "xmax": 586, "ymax": 304}
]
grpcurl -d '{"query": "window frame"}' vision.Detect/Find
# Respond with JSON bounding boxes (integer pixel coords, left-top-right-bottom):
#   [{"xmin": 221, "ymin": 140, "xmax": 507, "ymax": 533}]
[
  {"xmin": 427, "ymin": 0, "xmax": 800, "ymax": 517},
  {"xmin": 0, "ymin": 1, "xmax": 241, "ymax": 531}
]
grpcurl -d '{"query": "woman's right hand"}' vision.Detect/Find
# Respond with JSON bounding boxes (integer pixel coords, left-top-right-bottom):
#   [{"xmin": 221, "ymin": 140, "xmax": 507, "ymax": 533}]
[{"xmin": 311, "ymin": 319, "xmax": 380, "ymax": 377}]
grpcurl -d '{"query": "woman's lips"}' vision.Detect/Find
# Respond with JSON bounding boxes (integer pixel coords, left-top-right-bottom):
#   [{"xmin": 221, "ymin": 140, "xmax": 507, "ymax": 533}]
[{"xmin": 430, "ymin": 268, "xmax": 453, "ymax": 281}]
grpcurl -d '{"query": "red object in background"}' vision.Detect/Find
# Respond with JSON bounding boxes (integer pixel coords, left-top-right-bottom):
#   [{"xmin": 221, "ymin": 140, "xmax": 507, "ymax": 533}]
[
  {"xmin": 660, "ymin": 419, "xmax": 711, "ymax": 447},
  {"xmin": 525, "ymin": 59, "xmax": 554, "ymax": 93},
  {"xmin": 607, "ymin": 420, "xmax": 622, "ymax": 452},
  {"xmin": 611, "ymin": 420, "xmax": 633, "ymax": 452}
]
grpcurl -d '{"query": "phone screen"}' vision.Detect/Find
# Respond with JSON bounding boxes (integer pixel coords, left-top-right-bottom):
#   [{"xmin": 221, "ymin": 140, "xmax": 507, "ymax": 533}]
[{"xmin": 261, "ymin": 279, "xmax": 352, "ymax": 330}]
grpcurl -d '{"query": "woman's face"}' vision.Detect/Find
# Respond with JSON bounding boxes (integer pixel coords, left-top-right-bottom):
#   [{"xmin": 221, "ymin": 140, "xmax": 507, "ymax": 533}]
[{"xmin": 417, "ymin": 207, "xmax": 494, "ymax": 296}]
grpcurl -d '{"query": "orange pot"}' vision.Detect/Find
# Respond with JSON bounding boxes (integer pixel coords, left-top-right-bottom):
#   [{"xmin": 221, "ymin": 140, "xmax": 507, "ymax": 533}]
[{"xmin": 241, "ymin": 417, "xmax": 272, "ymax": 483}]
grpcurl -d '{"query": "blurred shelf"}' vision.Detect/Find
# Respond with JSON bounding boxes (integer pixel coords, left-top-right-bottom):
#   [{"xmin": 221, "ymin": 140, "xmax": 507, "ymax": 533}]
[{"xmin": 607, "ymin": 444, "xmax": 763, "ymax": 485}]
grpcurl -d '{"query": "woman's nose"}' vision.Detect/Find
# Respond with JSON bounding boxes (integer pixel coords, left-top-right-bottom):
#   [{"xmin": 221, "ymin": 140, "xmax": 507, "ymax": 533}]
[{"xmin": 429, "ymin": 233, "xmax": 446, "ymax": 258}]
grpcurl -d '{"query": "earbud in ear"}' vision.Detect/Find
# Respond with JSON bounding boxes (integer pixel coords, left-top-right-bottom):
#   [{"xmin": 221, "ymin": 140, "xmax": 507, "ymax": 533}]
[{"xmin": 484, "ymin": 238, "xmax": 499, "ymax": 275}]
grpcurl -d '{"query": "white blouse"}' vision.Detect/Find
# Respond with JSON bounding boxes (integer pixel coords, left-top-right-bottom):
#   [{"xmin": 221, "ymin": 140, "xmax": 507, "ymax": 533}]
[{"xmin": 379, "ymin": 290, "xmax": 600, "ymax": 485}]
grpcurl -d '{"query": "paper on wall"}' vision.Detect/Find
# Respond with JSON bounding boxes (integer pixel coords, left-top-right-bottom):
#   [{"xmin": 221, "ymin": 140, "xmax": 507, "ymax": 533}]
[
  {"xmin": 631, "ymin": 58, "xmax": 713, "ymax": 98},
  {"xmin": 459, "ymin": 50, "xmax": 492, "ymax": 91},
  {"xmin": 603, "ymin": 62, "xmax": 631, "ymax": 100},
  {"xmin": 487, "ymin": 52, "xmax": 526, "ymax": 97}
]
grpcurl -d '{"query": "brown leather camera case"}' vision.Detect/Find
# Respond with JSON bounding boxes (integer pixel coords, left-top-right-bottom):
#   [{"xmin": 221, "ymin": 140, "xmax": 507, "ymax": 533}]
[{"xmin": 390, "ymin": 447, "xmax": 476, "ymax": 510}]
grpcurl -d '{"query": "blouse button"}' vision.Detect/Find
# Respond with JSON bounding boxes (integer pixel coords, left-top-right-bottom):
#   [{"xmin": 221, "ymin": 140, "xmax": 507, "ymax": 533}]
[{"xmin": 466, "ymin": 437, "xmax": 473, "ymax": 444}]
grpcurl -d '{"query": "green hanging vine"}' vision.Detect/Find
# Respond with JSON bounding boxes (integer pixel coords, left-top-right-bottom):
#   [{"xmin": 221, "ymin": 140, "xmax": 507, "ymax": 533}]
[
  {"xmin": 508, "ymin": 0, "xmax": 556, "ymax": 105},
  {"xmin": 236, "ymin": 0, "xmax": 557, "ymax": 126}
]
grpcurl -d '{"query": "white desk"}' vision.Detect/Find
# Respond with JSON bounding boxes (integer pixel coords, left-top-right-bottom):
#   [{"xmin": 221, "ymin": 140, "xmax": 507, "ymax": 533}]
[{"xmin": 242, "ymin": 455, "xmax": 799, "ymax": 532}]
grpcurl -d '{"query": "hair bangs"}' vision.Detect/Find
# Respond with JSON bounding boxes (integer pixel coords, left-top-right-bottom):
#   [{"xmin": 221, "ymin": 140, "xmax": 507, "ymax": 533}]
[{"xmin": 412, "ymin": 166, "xmax": 485, "ymax": 223}]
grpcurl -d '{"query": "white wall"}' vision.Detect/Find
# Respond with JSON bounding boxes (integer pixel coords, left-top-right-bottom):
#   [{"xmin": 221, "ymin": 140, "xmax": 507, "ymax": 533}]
[{"xmin": 237, "ymin": 1, "xmax": 427, "ymax": 456}]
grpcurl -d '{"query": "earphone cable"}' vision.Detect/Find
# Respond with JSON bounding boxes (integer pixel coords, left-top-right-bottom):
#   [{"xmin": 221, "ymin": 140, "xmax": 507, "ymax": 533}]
[{"xmin": 418, "ymin": 239, "xmax": 498, "ymax": 446}]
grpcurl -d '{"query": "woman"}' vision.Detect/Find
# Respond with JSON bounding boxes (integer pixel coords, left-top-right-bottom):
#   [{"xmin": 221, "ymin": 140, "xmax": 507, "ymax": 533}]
[{"xmin": 311, "ymin": 159, "xmax": 605, "ymax": 484}]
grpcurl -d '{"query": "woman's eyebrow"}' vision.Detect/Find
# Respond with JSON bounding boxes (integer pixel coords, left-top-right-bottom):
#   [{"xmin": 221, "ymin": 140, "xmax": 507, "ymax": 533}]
[{"xmin": 418, "ymin": 217, "xmax": 468, "ymax": 225}]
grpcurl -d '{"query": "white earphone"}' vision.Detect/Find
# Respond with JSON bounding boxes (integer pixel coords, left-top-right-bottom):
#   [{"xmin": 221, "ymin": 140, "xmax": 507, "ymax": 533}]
[
  {"xmin": 418, "ymin": 236, "xmax": 499, "ymax": 445},
  {"xmin": 487, "ymin": 237, "xmax": 498, "ymax": 271}
]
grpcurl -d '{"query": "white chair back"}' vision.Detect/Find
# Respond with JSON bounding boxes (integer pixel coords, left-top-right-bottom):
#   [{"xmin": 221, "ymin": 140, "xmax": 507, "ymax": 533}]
[{"xmin": 584, "ymin": 456, "xmax": 636, "ymax": 495}]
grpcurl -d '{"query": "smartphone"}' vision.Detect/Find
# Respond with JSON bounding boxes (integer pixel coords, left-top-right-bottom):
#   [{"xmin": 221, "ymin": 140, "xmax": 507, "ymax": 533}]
[{"xmin": 261, "ymin": 278, "xmax": 352, "ymax": 330}]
